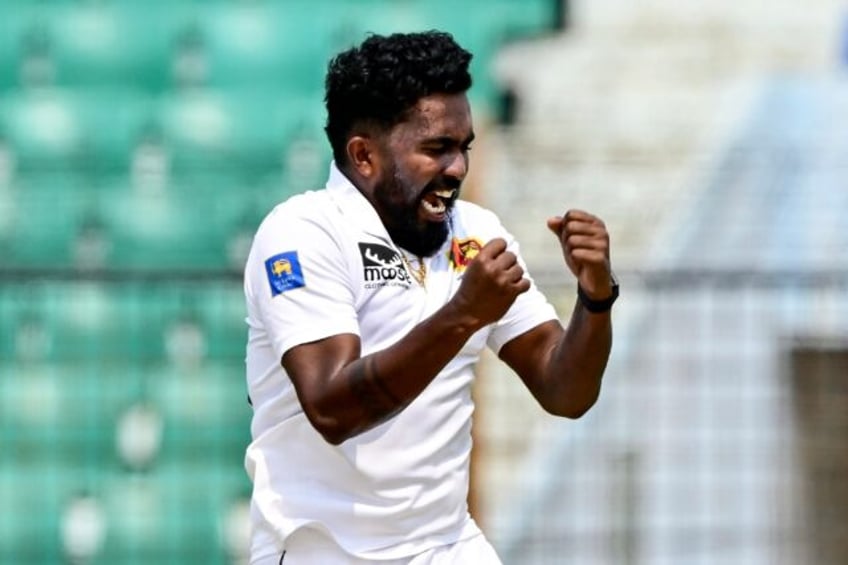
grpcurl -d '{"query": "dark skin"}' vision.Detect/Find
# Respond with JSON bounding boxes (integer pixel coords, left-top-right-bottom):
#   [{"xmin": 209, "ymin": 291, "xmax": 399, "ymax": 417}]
[{"xmin": 282, "ymin": 93, "xmax": 613, "ymax": 445}]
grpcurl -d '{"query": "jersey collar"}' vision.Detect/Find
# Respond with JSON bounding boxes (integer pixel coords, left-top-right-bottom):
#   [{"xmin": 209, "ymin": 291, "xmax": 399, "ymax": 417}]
[{"xmin": 325, "ymin": 161, "xmax": 394, "ymax": 242}]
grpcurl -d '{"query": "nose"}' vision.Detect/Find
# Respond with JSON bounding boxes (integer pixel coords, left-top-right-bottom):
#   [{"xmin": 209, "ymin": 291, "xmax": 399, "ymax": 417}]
[{"xmin": 443, "ymin": 150, "xmax": 468, "ymax": 184}]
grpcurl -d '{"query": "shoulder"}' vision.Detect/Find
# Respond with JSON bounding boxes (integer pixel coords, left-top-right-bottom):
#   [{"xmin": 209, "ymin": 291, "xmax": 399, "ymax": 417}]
[
  {"xmin": 262, "ymin": 189, "xmax": 335, "ymax": 225},
  {"xmin": 247, "ymin": 189, "xmax": 350, "ymax": 276},
  {"xmin": 254, "ymin": 189, "xmax": 340, "ymax": 242}
]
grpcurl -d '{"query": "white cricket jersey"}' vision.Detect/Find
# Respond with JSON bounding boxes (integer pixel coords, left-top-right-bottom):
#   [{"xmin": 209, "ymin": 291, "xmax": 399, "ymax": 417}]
[{"xmin": 243, "ymin": 163, "xmax": 558, "ymax": 562}]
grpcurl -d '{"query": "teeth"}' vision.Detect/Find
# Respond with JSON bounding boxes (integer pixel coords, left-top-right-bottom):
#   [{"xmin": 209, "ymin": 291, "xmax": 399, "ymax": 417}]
[
  {"xmin": 421, "ymin": 199, "xmax": 446, "ymax": 214},
  {"xmin": 433, "ymin": 189, "xmax": 455, "ymax": 199}
]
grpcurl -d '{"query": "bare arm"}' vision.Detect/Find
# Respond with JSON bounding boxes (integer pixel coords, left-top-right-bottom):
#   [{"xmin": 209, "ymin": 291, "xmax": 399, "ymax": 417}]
[
  {"xmin": 282, "ymin": 238, "xmax": 530, "ymax": 445},
  {"xmin": 499, "ymin": 210, "xmax": 615, "ymax": 418}
]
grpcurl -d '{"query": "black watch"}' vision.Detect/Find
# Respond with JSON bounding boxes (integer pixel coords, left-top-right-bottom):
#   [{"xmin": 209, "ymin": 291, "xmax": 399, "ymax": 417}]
[{"xmin": 577, "ymin": 273, "xmax": 619, "ymax": 313}]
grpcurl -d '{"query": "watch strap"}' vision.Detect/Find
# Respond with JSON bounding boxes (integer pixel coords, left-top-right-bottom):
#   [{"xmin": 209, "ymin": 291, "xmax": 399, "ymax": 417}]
[{"xmin": 577, "ymin": 281, "xmax": 619, "ymax": 313}]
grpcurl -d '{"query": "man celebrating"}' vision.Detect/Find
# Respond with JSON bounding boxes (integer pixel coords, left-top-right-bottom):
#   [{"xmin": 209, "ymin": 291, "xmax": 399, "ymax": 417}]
[{"xmin": 243, "ymin": 30, "xmax": 616, "ymax": 564}]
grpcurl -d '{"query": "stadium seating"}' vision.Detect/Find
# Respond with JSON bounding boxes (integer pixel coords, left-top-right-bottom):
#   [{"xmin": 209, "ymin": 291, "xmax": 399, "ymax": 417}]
[
  {"xmin": 0, "ymin": 0, "xmax": 556, "ymax": 178},
  {"xmin": 0, "ymin": 278, "xmax": 252, "ymax": 563}
]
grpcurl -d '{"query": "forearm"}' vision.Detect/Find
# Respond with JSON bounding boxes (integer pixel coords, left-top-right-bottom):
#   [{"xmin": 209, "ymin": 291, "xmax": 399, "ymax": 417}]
[
  {"xmin": 314, "ymin": 301, "xmax": 484, "ymax": 443},
  {"xmin": 289, "ymin": 238, "xmax": 529, "ymax": 444},
  {"xmin": 543, "ymin": 299, "xmax": 612, "ymax": 417}
]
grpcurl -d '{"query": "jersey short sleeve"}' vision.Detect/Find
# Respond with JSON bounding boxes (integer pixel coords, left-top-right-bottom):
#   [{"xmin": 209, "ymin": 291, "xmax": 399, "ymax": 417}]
[{"xmin": 245, "ymin": 197, "xmax": 360, "ymax": 360}]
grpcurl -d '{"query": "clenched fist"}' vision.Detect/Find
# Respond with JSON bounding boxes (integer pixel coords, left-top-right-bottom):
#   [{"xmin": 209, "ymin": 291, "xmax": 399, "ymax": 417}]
[
  {"xmin": 547, "ymin": 210, "xmax": 613, "ymax": 300},
  {"xmin": 451, "ymin": 237, "xmax": 531, "ymax": 327}
]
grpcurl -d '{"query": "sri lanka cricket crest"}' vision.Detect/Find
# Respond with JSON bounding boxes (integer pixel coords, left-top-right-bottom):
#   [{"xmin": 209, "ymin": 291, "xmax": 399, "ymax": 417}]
[{"xmin": 449, "ymin": 237, "xmax": 483, "ymax": 273}]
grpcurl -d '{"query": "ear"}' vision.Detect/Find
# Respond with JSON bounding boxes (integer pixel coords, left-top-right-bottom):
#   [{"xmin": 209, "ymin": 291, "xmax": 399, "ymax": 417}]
[{"xmin": 346, "ymin": 135, "xmax": 380, "ymax": 179}]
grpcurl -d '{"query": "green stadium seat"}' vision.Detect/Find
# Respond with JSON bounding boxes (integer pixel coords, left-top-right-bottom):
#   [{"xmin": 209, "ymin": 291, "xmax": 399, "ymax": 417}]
[
  {"xmin": 72, "ymin": 89, "xmax": 156, "ymax": 172},
  {"xmin": 41, "ymin": 1, "xmax": 192, "ymax": 91},
  {"xmin": 191, "ymin": 284, "xmax": 249, "ymax": 360},
  {"xmin": 190, "ymin": 1, "xmax": 327, "ymax": 93},
  {"xmin": 0, "ymin": 1, "xmax": 42, "ymax": 90},
  {"xmin": 0, "ymin": 90, "xmax": 86, "ymax": 170},
  {"xmin": 0, "ymin": 363, "xmax": 66, "ymax": 447},
  {"xmin": 99, "ymin": 464, "xmax": 250, "ymax": 564},
  {"xmin": 150, "ymin": 363, "xmax": 252, "ymax": 464},
  {"xmin": 0, "ymin": 173, "xmax": 95, "ymax": 268},
  {"xmin": 98, "ymin": 176, "xmax": 220, "ymax": 269},
  {"xmin": 94, "ymin": 173, "xmax": 253, "ymax": 270},
  {"xmin": 0, "ymin": 462, "xmax": 95, "ymax": 563},
  {"xmin": 153, "ymin": 88, "xmax": 323, "ymax": 175}
]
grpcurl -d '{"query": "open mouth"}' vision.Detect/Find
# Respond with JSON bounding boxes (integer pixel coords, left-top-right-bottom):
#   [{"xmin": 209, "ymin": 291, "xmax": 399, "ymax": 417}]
[{"xmin": 419, "ymin": 188, "xmax": 456, "ymax": 221}]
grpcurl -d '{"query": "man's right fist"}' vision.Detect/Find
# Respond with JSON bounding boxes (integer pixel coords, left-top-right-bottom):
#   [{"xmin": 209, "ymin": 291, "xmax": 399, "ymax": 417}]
[{"xmin": 451, "ymin": 238, "xmax": 531, "ymax": 327}]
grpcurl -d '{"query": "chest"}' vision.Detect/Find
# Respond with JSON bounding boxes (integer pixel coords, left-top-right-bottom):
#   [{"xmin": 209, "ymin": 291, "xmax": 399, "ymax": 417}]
[{"xmin": 348, "ymin": 237, "xmax": 487, "ymax": 356}]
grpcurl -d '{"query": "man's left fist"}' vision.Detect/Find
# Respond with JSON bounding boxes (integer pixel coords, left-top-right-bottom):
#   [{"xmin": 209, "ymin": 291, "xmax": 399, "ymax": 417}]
[{"xmin": 547, "ymin": 209, "xmax": 613, "ymax": 300}]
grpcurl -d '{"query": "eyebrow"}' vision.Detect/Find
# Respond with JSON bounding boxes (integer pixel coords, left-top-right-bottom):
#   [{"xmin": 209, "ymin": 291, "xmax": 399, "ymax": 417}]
[{"xmin": 423, "ymin": 132, "xmax": 476, "ymax": 147}]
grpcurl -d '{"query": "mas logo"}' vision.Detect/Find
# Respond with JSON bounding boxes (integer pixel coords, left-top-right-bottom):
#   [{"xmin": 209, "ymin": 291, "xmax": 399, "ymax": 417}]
[
  {"xmin": 264, "ymin": 251, "xmax": 305, "ymax": 296},
  {"xmin": 358, "ymin": 243, "xmax": 411, "ymax": 289},
  {"xmin": 449, "ymin": 237, "xmax": 483, "ymax": 273}
]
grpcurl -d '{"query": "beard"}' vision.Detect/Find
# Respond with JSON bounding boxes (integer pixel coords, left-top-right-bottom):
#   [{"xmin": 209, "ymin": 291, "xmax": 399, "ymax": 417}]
[{"xmin": 374, "ymin": 166, "xmax": 460, "ymax": 257}]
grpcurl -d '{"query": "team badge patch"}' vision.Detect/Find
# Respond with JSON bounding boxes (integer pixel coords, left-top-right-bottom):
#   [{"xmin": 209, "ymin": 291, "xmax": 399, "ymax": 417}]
[
  {"xmin": 449, "ymin": 237, "xmax": 483, "ymax": 273},
  {"xmin": 264, "ymin": 251, "xmax": 305, "ymax": 296}
]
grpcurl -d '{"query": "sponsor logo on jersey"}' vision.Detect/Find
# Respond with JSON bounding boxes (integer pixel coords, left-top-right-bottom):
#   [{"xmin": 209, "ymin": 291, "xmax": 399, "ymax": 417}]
[
  {"xmin": 358, "ymin": 243, "xmax": 412, "ymax": 289},
  {"xmin": 264, "ymin": 251, "xmax": 305, "ymax": 296},
  {"xmin": 449, "ymin": 237, "xmax": 483, "ymax": 273}
]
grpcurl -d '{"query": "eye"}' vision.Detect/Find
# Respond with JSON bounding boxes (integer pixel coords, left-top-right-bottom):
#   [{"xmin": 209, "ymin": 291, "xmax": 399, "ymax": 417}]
[{"xmin": 422, "ymin": 143, "xmax": 448, "ymax": 156}]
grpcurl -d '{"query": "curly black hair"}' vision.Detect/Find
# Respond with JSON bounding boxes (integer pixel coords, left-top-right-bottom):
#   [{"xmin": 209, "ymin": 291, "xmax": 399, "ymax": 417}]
[{"xmin": 324, "ymin": 30, "xmax": 473, "ymax": 166}]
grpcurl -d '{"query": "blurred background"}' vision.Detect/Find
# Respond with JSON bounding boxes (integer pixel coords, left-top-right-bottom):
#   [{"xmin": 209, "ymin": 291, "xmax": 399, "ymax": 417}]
[{"xmin": 1, "ymin": 0, "xmax": 846, "ymax": 563}]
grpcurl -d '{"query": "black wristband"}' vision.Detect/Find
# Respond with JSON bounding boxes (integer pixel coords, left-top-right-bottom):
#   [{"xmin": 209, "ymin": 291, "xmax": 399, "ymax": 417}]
[{"xmin": 577, "ymin": 279, "xmax": 619, "ymax": 313}]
